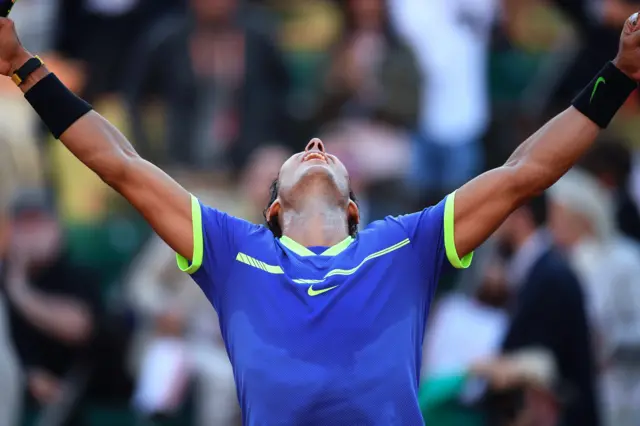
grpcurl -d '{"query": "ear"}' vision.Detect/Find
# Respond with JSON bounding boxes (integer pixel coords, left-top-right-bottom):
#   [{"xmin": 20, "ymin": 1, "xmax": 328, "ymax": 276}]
[
  {"xmin": 266, "ymin": 198, "xmax": 281, "ymax": 224},
  {"xmin": 347, "ymin": 200, "xmax": 360, "ymax": 226}
]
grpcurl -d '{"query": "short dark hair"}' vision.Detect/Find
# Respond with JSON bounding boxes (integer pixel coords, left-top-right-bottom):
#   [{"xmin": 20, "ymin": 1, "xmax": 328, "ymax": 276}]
[{"xmin": 263, "ymin": 178, "xmax": 359, "ymax": 238}]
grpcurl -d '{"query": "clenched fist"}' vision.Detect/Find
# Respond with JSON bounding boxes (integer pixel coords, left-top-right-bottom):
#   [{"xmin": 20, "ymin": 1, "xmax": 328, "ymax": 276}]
[
  {"xmin": 614, "ymin": 12, "xmax": 640, "ymax": 80},
  {"xmin": 0, "ymin": 18, "xmax": 31, "ymax": 76}
]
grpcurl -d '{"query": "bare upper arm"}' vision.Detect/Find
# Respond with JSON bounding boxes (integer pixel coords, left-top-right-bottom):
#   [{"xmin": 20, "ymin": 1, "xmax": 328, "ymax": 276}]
[
  {"xmin": 113, "ymin": 157, "xmax": 195, "ymax": 261},
  {"xmin": 451, "ymin": 166, "xmax": 526, "ymax": 259}
]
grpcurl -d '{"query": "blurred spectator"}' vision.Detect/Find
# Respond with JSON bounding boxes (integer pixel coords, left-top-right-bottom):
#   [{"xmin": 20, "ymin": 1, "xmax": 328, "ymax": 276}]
[
  {"xmin": 391, "ymin": 0, "xmax": 497, "ymax": 203},
  {"xmin": 0, "ymin": 295, "xmax": 21, "ymax": 426},
  {"xmin": 10, "ymin": 0, "xmax": 58, "ymax": 53},
  {"xmin": 315, "ymin": 0, "xmax": 421, "ymax": 130},
  {"xmin": 419, "ymin": 252, "xmax": 509, "ymax": 425},
  {"xmin": 306, "ymin": 0, "xmax": 420, "ymax": 221},
  {"xmin": 54, "ymin": 0, "xmax": 183, "ymax": 101},
  {"xmin": 496, "ymin": 195, "xmax": 600, "ymax": 426},
  {"xmin": 3, "ymin": 189, "xmax": 132, "ymax": 425},
  {"xmin": 125, "ymin": 0, "xmax": 290, "ymax": 172},
  {"xmin": 0, "ymin": 202, "xmax": 22, "ymax": 426},
  {"xmin": 580, "ymin": 140, "xmax": 640, "ymax": 243},
  {"xmin": 272, "ymin": 0, "xmax": 342, "ymax": 126},
  {"xmin": 419, "ymin": 347, "xmax": 560, "ymax": 426},
  {"xmin": 479, "ymin": 349, "xmax": 562, "ymax": 426},
  {"xmin": 548, "ymin": 169, "xmax": 640, "ymax": 425},
  {"xmin": 422, "ymin": 259, "xmax": 509, "ymax": 378}
]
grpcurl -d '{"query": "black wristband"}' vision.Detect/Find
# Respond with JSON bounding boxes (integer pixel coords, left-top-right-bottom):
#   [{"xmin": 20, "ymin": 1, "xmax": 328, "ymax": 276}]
[
  {"xmin": 24, "ymin": 73, "xmax": 93, "ymax": 139},
  {"xmin": 572, "ymin": 62, "xmax": 637, "ymax": 128}
]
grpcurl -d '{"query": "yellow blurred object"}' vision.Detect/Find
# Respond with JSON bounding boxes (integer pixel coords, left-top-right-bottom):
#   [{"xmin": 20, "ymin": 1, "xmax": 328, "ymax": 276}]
[
  {"xmin": 279, "ymin": 0, "xmax": 342, "ymax": 52},
  {"xmin": 0, "ymin": 92, "xmax": 43, "ymax": 192},
  {"xmin": 505, "ymin": 3, "xmax": 573, "ymax": 52}
]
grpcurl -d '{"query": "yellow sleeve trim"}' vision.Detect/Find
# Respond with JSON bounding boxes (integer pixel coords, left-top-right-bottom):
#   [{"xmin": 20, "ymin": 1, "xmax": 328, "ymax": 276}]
[
  {"xmin": 444, "ymin": 192, "xmax": 473, "ymax": 269},
  {"xmin": 176, "ymin": 194, "xmax": 204, "ymax": 275}
]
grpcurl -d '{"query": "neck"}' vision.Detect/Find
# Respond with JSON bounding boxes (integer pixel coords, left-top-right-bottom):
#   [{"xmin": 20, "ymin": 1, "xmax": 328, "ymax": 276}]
[{"xmin": 281, "ymin": 198, "xmax": 349, "ymax": 248}]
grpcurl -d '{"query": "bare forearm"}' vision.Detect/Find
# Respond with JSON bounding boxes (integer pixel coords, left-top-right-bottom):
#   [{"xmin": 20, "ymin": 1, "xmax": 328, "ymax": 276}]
[
  {"xmin": 452, "ymin": 107, "xmax": 600, "ymax": 257},
  {"xmin": 18, "ymin": 61, "xmax": 139, "ymax": 185},
  {"xmin": 506, "ymin": 106, "xmax": 600, "ymax": 196},
  {"xmin": 8, "ymin": 276, "xmax": 93, "ymax": 344}
]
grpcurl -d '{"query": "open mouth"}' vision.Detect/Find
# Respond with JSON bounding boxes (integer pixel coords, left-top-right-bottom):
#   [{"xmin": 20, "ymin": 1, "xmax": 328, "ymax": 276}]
[{"xmin": 303, "ymin": 152, "xmax": 328, "ymax": 163}]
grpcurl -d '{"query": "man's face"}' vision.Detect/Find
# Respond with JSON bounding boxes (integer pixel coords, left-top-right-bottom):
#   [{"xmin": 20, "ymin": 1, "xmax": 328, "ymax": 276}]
[
  {"xmin": 267, "ymin": 138, "xmax": 357, "ymax": 226},
  {"xmin": 278, "ymin": 138, "xmax": 351, "ymax": 204}
]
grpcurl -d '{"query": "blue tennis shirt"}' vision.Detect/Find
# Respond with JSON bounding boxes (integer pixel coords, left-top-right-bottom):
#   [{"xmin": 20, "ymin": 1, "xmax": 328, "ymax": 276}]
[{"xmin": 176, "ymin": 193, "xmax": 472, "ymax": 426}]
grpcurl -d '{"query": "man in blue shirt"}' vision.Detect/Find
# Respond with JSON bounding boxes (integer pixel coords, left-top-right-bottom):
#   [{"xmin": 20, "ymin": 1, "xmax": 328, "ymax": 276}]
[{"xmin": 2, "ymin": 11, "xmax": 640, "ymax": 426}]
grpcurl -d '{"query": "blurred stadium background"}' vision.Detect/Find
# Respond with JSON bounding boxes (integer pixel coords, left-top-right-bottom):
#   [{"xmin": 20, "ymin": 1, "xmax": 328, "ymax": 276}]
[{"xmin": 2, "ymin": 0, "xmax": 640, "ymax": 425}]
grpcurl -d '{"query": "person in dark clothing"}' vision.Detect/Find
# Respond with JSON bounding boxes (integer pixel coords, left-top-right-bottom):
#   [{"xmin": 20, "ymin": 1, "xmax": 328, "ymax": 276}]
[
  {"xmin": 315, "ymin": 0, "xmax": 421, "ymax": 130},
  {"xmin": 2, "ymin": 190, "xmax": 132, "ymax": 425},
  {"xmin": 579, "ymin": 139, "xmax": 640, "ymax": 243},
  {"xmin": 493, "ymin": 195, "xmax": 600, "ymax": 426},
  {"xmin": 54, "ymin": 0, "xmax": 185, "ymax": 101},
  {"xmin": 124, "ymin": 0, "xmax": 290, "ymax": 172}
]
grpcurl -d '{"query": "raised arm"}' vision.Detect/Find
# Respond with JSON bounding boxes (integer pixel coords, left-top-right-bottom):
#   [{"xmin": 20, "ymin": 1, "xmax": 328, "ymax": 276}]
[
  {"xmin": 0, "ymin": 19, "xmax": 194, "ymax": 261},
  {"xmin": 452, "ymin": 13, "xmax": 640, "ymax": 258}
]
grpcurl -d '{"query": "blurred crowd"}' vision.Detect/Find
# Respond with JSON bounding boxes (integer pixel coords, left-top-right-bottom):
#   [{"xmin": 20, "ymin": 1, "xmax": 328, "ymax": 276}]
[{"xmin": 2, "ymin": 0, "xmax": 640, "ymax": 425}]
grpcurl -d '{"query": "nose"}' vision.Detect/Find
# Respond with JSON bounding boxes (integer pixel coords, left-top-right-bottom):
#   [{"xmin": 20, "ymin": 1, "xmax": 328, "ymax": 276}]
[{"xmin": 305, "ymin": 138, "xmax": 325, "ymax": 153}]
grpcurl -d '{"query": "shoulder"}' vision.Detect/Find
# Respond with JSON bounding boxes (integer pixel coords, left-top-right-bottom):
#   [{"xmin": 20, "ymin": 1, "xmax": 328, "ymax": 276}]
[
  {"xmin": 362, "ymin": 215, "xmax": 413, "ymax": 238},
  {"xmin": 361, "ymin": 195, "xmax": 472, "ymax": 269},
  {"xmin": 198, "ymin": 200, "xmax": 263, "ymax": 235},
  {"xmin": 374, "ymin": 197, "xmax": 448, "ymax": 235}
]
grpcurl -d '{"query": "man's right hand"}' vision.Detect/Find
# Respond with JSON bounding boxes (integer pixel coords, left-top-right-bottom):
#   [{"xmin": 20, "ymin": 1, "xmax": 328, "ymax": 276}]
[{"xmin": 0, "ymin": 18, "xmax": 31, "ymax": 76}]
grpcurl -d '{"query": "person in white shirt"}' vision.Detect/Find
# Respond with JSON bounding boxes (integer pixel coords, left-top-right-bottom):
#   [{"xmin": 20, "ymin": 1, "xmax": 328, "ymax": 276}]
[
  {"xmin": 549, "ymin": 168, "xmax": 640, "ymax": 426},
  {"xmin": 0, "ymin": 207, "xmax": 22, "ymax": 426},
  {"xmin": 390, "ymin": 0, "xmax": 497, "ymax": 201}
]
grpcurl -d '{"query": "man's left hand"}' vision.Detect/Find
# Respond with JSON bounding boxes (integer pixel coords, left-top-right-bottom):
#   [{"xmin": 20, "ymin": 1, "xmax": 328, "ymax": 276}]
[{"xmin": 613, "ymin": 12, "xmax": 640, "ymax": 80}]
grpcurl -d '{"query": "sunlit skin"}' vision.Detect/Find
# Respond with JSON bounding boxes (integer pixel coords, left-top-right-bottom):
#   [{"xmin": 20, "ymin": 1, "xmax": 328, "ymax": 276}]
[{"xmin": 266, "ymin": 138, "xmax": 359, "ymax": 248}]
